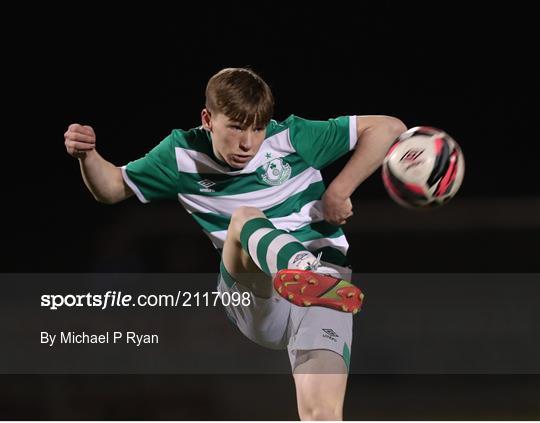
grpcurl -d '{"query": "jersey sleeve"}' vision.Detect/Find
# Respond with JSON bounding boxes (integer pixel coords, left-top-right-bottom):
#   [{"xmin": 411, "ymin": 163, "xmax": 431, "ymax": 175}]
[
  {"xmin": 288, "ymin": 115, "xmax": 358, "ymax": 169},
  {"xmin": 121, "ymin": 132, "xmax": 179, "ymax": 203}
]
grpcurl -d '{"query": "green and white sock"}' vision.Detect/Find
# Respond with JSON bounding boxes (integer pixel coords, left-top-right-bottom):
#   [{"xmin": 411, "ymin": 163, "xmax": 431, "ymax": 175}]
[{"xmin": 239, "ymin": 217, "xmax": 317, "ymax": 276}]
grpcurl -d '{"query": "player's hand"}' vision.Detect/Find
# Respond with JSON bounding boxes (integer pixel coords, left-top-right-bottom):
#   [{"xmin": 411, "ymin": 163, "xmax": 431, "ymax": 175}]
[
  {"xmin": 64, "ymin": 123, "xmax": 96, "ymax": 158},
  {"xmin": 322, "ymin": 188, "xmax": 353, "ymax": 226}
]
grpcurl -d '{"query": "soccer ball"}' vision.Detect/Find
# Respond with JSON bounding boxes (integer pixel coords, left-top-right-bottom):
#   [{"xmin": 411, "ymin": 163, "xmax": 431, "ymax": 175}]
[{"xmin": 382, "ymin": 126, "xmax": 465, "ymax": 208}]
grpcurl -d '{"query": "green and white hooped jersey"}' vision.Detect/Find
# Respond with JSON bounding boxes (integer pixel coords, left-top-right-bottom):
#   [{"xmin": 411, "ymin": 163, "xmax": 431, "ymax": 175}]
[{"xmin": 122, "ymin": 115, "xmax": 358, "ymax": 267}]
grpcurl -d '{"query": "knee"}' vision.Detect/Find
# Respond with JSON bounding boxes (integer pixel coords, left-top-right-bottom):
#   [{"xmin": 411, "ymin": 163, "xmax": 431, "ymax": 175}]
[
  {"xmin": 294, "ymin": 362, "xmax": 346, "ymax": 421},
  {"xmin": 299, "ymin": 404, "xmax": 342, "ymax": 421},
  {"xmin": 229, "ymin": 206, "xmax": 265, "ymax": 236}
]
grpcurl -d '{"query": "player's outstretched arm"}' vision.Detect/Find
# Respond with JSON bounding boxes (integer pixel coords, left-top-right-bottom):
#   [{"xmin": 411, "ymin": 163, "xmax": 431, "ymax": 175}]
[
  {"xmin": 323, "ymin": 115, "xmax": 406, "ymax": 225},
  {"xmin": 64, "ymin": 123, "xmax": 133, "ymax": 204}
]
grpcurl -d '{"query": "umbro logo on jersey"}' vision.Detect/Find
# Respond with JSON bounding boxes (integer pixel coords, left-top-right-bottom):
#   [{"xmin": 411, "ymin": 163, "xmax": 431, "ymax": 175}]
[
  {"xmin": 322, "ymin": 328, "xmax": 339, "ymax": 342},
  {"xmin": 198, "ymin": 179, "xmax": 216, "ymax": 192}
]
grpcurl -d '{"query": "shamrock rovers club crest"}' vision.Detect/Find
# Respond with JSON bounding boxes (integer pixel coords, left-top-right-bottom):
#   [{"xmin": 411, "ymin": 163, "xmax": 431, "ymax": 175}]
[{"xmin": 261, "ymin": 157, "xmax": 292, "ymax": 186}]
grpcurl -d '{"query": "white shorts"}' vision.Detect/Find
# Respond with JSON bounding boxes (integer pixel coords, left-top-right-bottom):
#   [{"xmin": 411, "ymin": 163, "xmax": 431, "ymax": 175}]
[{"xmin": 217, "ymin": 261, "xmax": 353, "ymax": 371}]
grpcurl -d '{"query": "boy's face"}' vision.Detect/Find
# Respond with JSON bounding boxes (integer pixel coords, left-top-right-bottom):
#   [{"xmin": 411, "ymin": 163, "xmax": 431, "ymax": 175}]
[{"xmin": 202, "ymin": 109, "xmax": 267, "ymax": 169}]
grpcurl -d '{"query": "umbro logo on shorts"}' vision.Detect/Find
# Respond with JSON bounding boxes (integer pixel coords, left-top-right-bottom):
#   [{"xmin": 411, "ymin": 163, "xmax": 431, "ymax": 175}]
[
  {"xmin": 322, "ymin": 328, "xmax": 339, "ymax": 342},
  {"xmin": 322, "ymin": 328, "xmax": 339, "ymax": 337}
]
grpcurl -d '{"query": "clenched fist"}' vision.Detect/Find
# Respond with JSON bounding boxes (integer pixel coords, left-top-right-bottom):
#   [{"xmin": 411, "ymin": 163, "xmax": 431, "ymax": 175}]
[
  {"xmin": 64, "ymin": 123, "xmax": 96, "ymax": 158},
  {"xmin": 322, "ymin": 188, "xmax": 354, "ymax": 226}
]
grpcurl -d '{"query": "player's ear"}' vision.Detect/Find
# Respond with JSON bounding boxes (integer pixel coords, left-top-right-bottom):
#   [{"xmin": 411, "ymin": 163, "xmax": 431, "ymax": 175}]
[{"xmin": 201, "ymin": 109, "xmax": 212, "ymax": 131}]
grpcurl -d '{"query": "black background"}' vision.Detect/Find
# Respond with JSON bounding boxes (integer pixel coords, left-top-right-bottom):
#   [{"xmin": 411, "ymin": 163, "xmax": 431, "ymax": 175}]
[{"xmin": 2, "ymin": 2, "xmax": 539, "ymax": 420}]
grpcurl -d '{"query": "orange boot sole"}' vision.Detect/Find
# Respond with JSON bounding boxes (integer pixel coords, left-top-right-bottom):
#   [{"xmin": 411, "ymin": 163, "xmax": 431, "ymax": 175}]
[{"xmin": 273, "ymin": 269, "xmax": 364, "ymax": 314}]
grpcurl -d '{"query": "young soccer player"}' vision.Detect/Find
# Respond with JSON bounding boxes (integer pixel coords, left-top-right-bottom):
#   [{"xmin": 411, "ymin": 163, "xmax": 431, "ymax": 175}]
[{"xmin": 64, "ymin": 67, "xmax": 406, "ymax": 420}]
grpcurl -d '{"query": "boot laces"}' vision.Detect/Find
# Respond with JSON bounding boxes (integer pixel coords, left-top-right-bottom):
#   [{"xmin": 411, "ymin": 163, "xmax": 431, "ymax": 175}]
[{"xmin": 306, "ymin": 252, "xmax": 323, "ymax": 271}]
